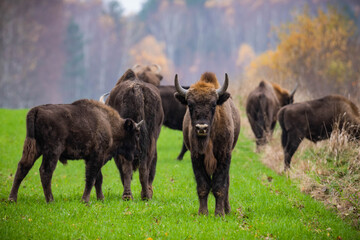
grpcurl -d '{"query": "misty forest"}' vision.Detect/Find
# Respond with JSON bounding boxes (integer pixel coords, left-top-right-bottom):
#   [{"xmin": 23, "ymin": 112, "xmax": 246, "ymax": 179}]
[{"xmin": 0, "ymin": 0, "xmax": 359, "ymax": 108}]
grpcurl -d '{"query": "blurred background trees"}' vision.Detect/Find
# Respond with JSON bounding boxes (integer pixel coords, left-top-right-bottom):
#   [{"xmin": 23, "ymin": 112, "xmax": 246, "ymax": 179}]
[{"xmin": 0, "ymin": 0, "xmax": 359, "ymax": 108}]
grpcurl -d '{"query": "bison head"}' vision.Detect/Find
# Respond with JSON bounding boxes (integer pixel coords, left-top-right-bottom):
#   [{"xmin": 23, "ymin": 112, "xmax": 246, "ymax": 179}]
[
  {"xmin": 132, "ymin": 64, "xmax": 163, "ymax": 86},
  {"xmin": 283, "ymin": 83, "xmax": 299, "ymax": 105},
  {"xmin": 117, "ymin": 119, "xmax": 143, "ymax": 162},
  {"xmin": 174, "ymin": 73, "xmax": 230, "ymax": 139}
]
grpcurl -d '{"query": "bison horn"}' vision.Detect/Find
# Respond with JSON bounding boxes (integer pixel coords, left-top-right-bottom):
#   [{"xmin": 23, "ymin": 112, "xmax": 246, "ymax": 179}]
[
  {"xmin": 132, "ymin": 64, "xmax": 141, "ymax": 71},
  {"xmin": 99, "ymin": 92, "xmax": 110, "ymax": 103},
  {"xmin": 151, "ymin": 64, "xmax": 162, "ymax": 73},
  {"xmin": 290, "ymin": 83, "xmax": 299, "ymax": 97},
  {"xmin": 216, "ymin": 73, "xmax": 229, "ymax": 97},
  {"xmin": 174, "ymin": 74, "xmax": 188, "ymax": 97},
  {"xmin": 135, "ymin": 120, "xmax": 144, "ymax": 129}
]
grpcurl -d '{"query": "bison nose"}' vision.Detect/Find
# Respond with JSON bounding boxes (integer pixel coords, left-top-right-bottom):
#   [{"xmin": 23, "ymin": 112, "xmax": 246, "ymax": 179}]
[{"xmin": 195, "ymin": 124, "xmax": 209, "ymax": 136}]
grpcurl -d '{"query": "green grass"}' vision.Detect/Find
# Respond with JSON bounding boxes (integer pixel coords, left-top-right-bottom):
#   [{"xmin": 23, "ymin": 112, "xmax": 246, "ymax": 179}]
[{"xmin": 0, "ymin": 109, "xmax": 359, "ymax": 239}]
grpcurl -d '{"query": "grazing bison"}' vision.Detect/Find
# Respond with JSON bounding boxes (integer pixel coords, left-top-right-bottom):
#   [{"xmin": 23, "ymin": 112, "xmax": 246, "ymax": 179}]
[
  {"xmin": 8, "ymin": 99, "xmax": 142, "ymax": 202},
  {"xmin": 106, "ymin": 69, "xmax": 164, "ymax": 200},
  {"xmin": 158, "ymin": 85, "xmax": 188, "ymax": 160},
  {"xmin": 246, "ymin": 80, "xmax": 298, "ymax": 151},
  {"xmin": 278, "ymin": 95, "xmax": 360, "ymax": 170},
  {"xmin": 132, "ymin": 64, "xmax": 163, "ymax": 86},
  {"xmin": 174, "ymin": 72, "xmax": 240, "ymax": 216}
]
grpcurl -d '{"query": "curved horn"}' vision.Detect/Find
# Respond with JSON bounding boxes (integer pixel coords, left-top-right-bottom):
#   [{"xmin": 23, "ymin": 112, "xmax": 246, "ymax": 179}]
[
  {"xmin": 290, "ymin": 83, "xmax": 299, "ymax": 97},
  {"xmin": 151, "ymin": 64, "xmax": 162, "ymax": 73},
  {"xmin": 216, "ymin": 73, "xmax": 229, "ymax": 96},
  {"xmin": 135, "ymin": 120, "xmax": 144, "ymax": 129},
  {"xmin": 174, "ymin": 74, "xmax": 188, "ymax": 97},
  {"xmin": 99, "ymin": 92, "xmax": 110, "ymax": 103}
]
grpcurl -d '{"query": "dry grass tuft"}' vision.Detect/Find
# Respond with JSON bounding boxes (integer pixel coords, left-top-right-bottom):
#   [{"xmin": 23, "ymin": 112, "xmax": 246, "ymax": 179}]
[{"xmin": 267, "ymin": 127, "xmax": 360, "ymax": 228}]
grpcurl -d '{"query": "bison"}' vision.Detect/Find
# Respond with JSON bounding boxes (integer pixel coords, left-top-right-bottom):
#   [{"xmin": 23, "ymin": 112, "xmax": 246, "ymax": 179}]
[
  {"xmin": 174, "ymin": 72, "xmax": 241, "ymax": 216},
  {"xmin": 278, "ymin": 94, "xmax": 360, "ymax": 170},
  {"xmin": 105, "ymin": 69, "xmax": 164, "ymax": 200},
  {"xmin": 8, "ymin": 99, "xmax": 142, "ymax": 202},
  {"xmin": 132, "ymin": 64, "xmax": 163, "ymax": 86},
  {"xmin": 246, "ymin": 80, "xmax": 298, "ymax": 151},
  {"xmin": 158, "ymin": 85, "xmax": 188, "ymax": 160}
]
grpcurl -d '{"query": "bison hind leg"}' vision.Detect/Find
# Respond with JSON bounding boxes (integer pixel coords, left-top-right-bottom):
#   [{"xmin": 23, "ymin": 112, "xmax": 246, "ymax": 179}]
[
  {"xmin": 40, "ymin": 153, "xmax": 60, "ymax": 202},
  {"xmin": 176, "ymin": 142, "xmax": 188, "ymax": 160},
  {"xmin": 9, "ymin": 137, "xmax": 41, "ymax": 202}
]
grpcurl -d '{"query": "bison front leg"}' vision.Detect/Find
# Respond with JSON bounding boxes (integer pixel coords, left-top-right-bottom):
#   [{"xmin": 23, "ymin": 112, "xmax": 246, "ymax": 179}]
[
  {"xmin": 114, "ymin": 155, "xmax": 133, "ymax": 200},
  {"xmin": 139, "ymin": 163, "xmax": 151, "ymax": 200},
  {"xmin": 82, "ymin": 159, "xmax": 102, "ymax": 203},
  {"xmin": 212, "ymin": 160, "xmax": 230, "ymax": 216},
  {"xmin": 192, "ymin": 154, "xmax": 211, "ymax": 215},
  {"xmin": 94, "ymin": 170, "xmax": 104, "ymax": 200},
  {"xmin": 224, "ymin": 174, "xmax": 231, "ymax": 214},
  {"xmin": 39, "ymin": 154, "xmax": 59, "ymax": 203}
]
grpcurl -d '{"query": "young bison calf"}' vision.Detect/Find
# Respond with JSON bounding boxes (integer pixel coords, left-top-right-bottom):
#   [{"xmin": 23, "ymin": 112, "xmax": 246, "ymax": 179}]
[{"xmin": 8, "ymin": 99, "xmax": 142, "ymax": 202}]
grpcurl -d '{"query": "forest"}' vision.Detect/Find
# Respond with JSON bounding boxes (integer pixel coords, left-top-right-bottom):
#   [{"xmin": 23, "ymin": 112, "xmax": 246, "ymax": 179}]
[{"xmin": 0, "ymin": 0, "xmax": 359, "ymax": 108}]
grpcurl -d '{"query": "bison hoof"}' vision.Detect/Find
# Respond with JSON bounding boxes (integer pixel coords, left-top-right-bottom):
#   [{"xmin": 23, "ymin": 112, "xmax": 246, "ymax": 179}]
[
  {"xmin": 97, "ymin": 195, "xmax": 105, "ymax": 201},
  {"xmin": 198, "ymin": 209, "xmax": 209, "ymax": 215},
  {"xmin": 8, "ymin": 197, "xmax": 17, "ymax": 203},
  {"xmin": 215, "ymin": 210, "xmax": 225, "ymax": 217},
  {"xmin": 122, "ymin": 193, "xmax": 133, "ymax": 201},
  {"xmin": 225, "ymin": 205, "xmax": 231, "ymax": 214}
]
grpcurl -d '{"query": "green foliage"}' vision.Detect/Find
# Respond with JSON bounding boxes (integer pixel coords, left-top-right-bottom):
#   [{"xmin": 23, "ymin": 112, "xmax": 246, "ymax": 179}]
[{"xmin": 0, "ymin": 109, "xmax": 359, "ymax": 239}]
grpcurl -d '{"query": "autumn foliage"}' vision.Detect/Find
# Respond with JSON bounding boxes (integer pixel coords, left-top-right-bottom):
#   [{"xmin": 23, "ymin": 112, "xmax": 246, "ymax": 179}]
[{"xmin": 245, "ymin": 7, "xmax": 360, "ymax": 102}]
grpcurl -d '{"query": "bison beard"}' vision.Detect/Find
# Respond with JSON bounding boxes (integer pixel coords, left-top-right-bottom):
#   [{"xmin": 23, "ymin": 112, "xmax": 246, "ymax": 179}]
[{"xmin": 175, "ymin": 72, "xmax": 240, "ymax": 216}]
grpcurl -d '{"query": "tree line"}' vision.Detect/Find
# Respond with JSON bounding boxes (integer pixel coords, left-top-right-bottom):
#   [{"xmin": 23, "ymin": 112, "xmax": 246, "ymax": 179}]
[{"xmin": 0, "ymin": 0, "xmax": 359, "ymax": 108}]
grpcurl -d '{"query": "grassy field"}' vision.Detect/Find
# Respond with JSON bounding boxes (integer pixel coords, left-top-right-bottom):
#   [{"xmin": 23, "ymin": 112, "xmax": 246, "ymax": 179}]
[{"xmin": 0, "ymin": 109, "xmax": 359, "ymax": 239}]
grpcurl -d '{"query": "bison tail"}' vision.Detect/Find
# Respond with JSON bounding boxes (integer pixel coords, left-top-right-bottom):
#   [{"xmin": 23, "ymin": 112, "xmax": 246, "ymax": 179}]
[
  {"xmin": 26, "ymin": 108, "xmax": 37, "ymax": 139},
  {"xmin": 277, "ymin": 108, "xmax": 285, "ymax": 130},
  {"xmin": 22, "ymin": 108, "xmax": 39, "ymax": 165}
]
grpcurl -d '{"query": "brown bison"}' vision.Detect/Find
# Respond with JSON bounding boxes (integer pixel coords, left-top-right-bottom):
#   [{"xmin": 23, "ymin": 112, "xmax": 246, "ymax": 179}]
[
  {"xmin": 158, "ymin": 85, "xmax": 188, "ymax": 160},
  {"xmin": 246, "ymin": 80, "xmax": 297, "ymax": 151},
  {"xmin": 99, "ymin": 64, "xmax": 162, "ymax": 103},
  {"xmin": 132, "ymin": 64, "xmax": 163, "ymax": 86},
  {"xmin": 106, "ymin": 69, "xmax": 164, "ymax": 200},
  {"xmin": 278, "ymin": 94, "xmax": 360, "ymax": 170},
  {"xmin": 174, "ymin": 72, "xmax": 240, "ymax": 216},
  {"xmin": 8, "ymin": 99, "xmax": 142, "ymax": 202}
]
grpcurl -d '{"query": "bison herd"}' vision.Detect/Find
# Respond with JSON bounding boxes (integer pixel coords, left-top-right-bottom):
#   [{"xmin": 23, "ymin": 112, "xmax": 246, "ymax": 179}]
[{"xmin": 8, "ymin": 65, "xmax": 360, "ymax": 216}]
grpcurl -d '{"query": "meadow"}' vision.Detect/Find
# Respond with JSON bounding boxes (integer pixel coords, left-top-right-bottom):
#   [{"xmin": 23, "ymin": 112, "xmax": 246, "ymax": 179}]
[{"xmin": 0, "ymin": 109, "xmax": 359, "ymax": 239}]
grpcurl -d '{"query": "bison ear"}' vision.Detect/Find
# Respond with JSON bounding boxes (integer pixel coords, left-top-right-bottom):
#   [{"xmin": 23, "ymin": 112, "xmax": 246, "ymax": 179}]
[
  {"xmin": 174, "ymin": 92, "xmax": 187, "ymax": 105},
  {"xmin": 156, "ymin": 74, "xmax": 163, "ymax": 81},
  {"xmin": 217, "ymin": 92, "xmax": 230, "ymax": 105},
  {"xmin": 124, "ymin": 119, "xmax": 135, "ymax": 132}
]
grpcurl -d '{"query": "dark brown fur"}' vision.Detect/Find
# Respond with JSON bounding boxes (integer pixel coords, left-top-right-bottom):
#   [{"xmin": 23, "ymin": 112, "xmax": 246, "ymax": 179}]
[
  {"xmin": 175, "ymin": 72, "xmax": 241, "ymax": 216},
  {"xmin": 246, "ymin": 80, "xmax": 296, "ymax": 150},
  {"xmin": 158, "ymin": 85, "xmax": 188, "ymax": 160},
  {"xmin": 278, "ymin": 94, "xmax": 360, "ymax": 170},
  {"xmin": 8, "ymin": 99, "xmax": 140, "ymax": 202},
  {"xmin": 132, "ymin": 64, "xmax": 163, "ymax": 86},
  {"xmin": 106, "ymin": 69, "xmax": 164, "ymax": 200}
]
